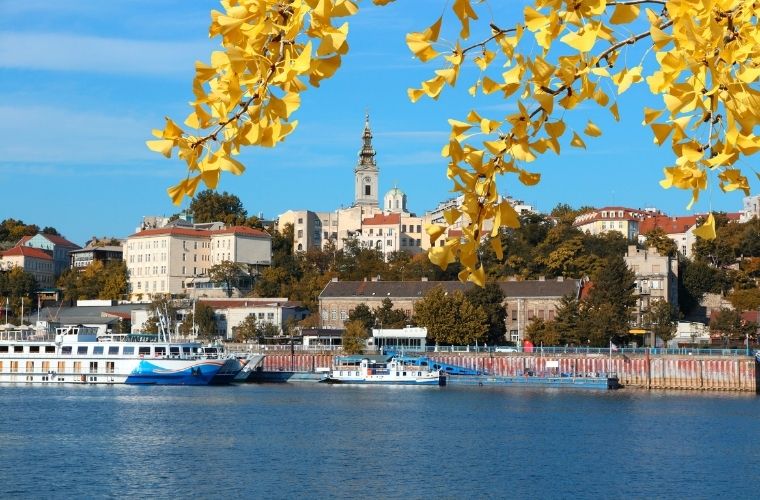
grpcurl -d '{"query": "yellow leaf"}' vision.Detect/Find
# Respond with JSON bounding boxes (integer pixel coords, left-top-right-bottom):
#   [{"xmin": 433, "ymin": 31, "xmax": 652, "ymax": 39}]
[
  {"xmin": 642, "ymin": 107, "xmax": 663, "ymax": 125},
  {"xmin": 609, "ymin": 102, "xmax": 620, "ymax": 121},
  {"xmin": 146, "ymin": 139, "xmax": 174, "ymax": 158},
  {"xmin": 449, "ymin": 119, "xmax": 473, "ymax": 137},
  {"xmin": 737, "ymin": 65, "xmax": 760, "ymax": 84},
  {"xmin": 406, "ymin": 33, "xmax": 439, "ymax": 62},
  {"xmin": 498, "ymin": 200, "xmax": 520, "ymax": 228},
  {"xmin": 650, "ymin": 123, "xmax": 672, "ymax": 145},
  {"xmin": 519, "ymin": 169, "xmax": 541, "ymax": 185},
  {"xmin": 609, "ymin": 4, "xmax": 639, "ymax": 24},
  {"xmin": 429, "ymin": 245, "xmax": 457, "ymax": 269},
  {"xmin": 426, "ymin": 224, "xmax": 446, "ymax": 244},
  {"xmin": 650, "ymin": 24, "xmax": 671, "ymax": 50},
  {"xmin": 681, "ymin": 142, "xmax": 704, "ymax": 162},
  {"xmin": 480, "ymin": 118, "xmax": 500, "ymax": 134},
  {"xmin": 218, "ymin": 156, "xmax": 246, "ymax": 175},
  {"xmin": 545, "ymin": 120, "xmax": 566, "ymax": 138},
  {"xmin": 452, "ymin": 0, "xmax": 478, "ymax": 38},
  {"xmin": 560, "ymin": 24, "xmax": 598, "ymax": 53},
  {"xmin": 467, "ymin": 265, "xmax": 486, "ymax": 287},
  {"xmin": 524, "ymin": 6, "xmax": 548, "ymax": 32},
  {"xmin": 705, "ymin": 152, "xmax": 737, "ymax": 168},
  {"xmin": 693, "ymin": 213, "xmax": 716, "ymax": 240},
  {"xmin": 421, "ymin": 75, "xmax": 445, "ymax": 99},
  {"xmin": 584, "ymin": 120, "xmax": 602, "ymax": 137},
  {"xmin": 481, "ymin": 76, "xmax": 504, "ymax": 95},
  {"xmin": 491, "ymin": 237, "xmax": 503, "ymax": 261},
  {"xmin": 570, "ymin": 132, "xmax": 586, "ymax": 149},
  {"xmin": 408, "ymin": 88, "xmax": 425, "ymax": 103},
  {"xmin": 444, "ymin": 208, "xmax": 461, "ymax": 225}
]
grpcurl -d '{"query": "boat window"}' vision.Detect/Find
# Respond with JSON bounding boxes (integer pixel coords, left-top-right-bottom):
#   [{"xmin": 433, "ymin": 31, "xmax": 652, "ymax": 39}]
[
  {"xmin": 170, "ymin": 347, "xmax": 180, "ymax": 355},
  {"xmin": 155, "ymin": 346, "xmax": 166, "ymax": 356},
  {"xmin": 182, "ymin": 347, "xmax": 191, "ymax": 354},
  {"xmin": 29, "ymin": 346, "xmax": 40, "ymax": 353},
  {"xmin": 13, "ymin": 345, "xmax": 24, "ymax": 353},
  {"xmin": 93, "ymin": 346, "xmax": 104, "ymax": 355},
  {"xmin": 77, "ymin": 346, "xmax": 88, "ymax": 355},
  {"xmin": 45, "ymin": 346, "xmax": 55, "ymax": 353},
  {"xmin": 108, "ymin": 346, "xmax": 119, "ymax": 355},
  {"xmin": 138, "ymin": 346, "xmax": 151, "ymax": 357},
  {"xmin": 123, "ymin": 346, "xmax": 134, "ymax": 355},
  {"xmin": 0, "ymin": 346, "xmax": 7, "ymax": 353},
  {"xmin": 61, "ymin": 346, "xmax": 72, "ymax": 355}
]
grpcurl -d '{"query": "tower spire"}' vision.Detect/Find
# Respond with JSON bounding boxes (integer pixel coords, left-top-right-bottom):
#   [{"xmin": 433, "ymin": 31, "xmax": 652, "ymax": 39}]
[{"xmin": 357, "ymin": 112, "xmax": 376, "ymax": 171}]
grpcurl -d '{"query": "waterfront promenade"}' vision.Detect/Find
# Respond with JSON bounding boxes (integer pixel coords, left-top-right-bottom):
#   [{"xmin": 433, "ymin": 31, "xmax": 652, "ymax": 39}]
[{"xmin": 239, "ymin": 348, "xmax": 760, "ymax": 392}]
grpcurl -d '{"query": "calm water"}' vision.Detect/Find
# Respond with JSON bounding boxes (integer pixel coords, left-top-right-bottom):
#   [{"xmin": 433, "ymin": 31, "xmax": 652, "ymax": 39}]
[{"xmin": 1, "ymin": 384, "xmax": 759, "ymax": 499}]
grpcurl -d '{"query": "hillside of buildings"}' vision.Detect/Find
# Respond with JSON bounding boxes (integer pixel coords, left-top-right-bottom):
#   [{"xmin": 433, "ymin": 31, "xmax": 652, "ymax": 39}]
[{"xmin": 2, "ymin": 194, "xmax": 760, "ymax": 348}]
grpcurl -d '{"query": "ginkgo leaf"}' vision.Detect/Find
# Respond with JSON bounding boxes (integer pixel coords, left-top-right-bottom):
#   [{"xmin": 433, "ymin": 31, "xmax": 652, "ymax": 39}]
[
  {"xmin": 584, "ymin": 120, "xmax": 602, "ymax": 137},
  {"xmin": 560, "ymin": 24, "xmax": 598, "ymax": 52},
  {"xmin": 519, "ymin": 169, "xmax": 541, "ymax": 185},
  {"xmin": 146, "ymin": 139, "xmax": 174, "ymax": 158},
  {"xmin": 570, "ymin": 132, "xmax": 586, "ymax": 148},
  {"xmin": 609, "ymin": 4, "xmax": 639, "ymax": 24},
  {"xmin": 693, "ymin": 213, "xmax": 716, "ymax": 240},
  {"xmin": 426, "ymin": 224, "xmax": 446, "ymax": 244}
]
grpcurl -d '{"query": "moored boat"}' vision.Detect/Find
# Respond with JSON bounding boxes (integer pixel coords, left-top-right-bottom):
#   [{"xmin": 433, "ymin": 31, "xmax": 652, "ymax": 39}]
[
  {"xmin": 323, "ymin": 355, "xmax": 446, "ymax": 386},
  {"xmin": 0, "ymin": 325, "xmax": 249, "ymax": 386}
]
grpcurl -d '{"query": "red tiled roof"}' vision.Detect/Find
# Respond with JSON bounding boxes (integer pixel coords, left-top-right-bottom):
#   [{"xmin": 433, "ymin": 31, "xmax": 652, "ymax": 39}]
[
  {"xmin": 41, "ymin": 233, "xmax": 80, "ymax": 248},
  {"xmin": 362, "ymin": 213, "xmax": 401, "ymax": 225},
  {"xmin": 211, "ymin": 226, "xmax": 270, "ymax": 238},
  {"xmin": 1, "ymin": 246, "xmax": 53, "ymax": 260},
  {"xmin": 639, "ymin": 215, "xmax": 699, "ymax": 235},
  {"xmin": 129, "ymin": 227, "xmax": 209, "ymax": 238},
  {"xmin": 573, "ymin": 206, "xmax": 652, "ymax": 227}
]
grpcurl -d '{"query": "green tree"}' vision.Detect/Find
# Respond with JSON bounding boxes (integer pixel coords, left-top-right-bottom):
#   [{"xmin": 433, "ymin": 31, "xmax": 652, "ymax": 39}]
[
  {"xmin": 728, "ymin": 288, "xmax": 760, "ymax": 312},
  {"xmin": 190, "ymin": 189, "xmax": 248, "ymax": 226},
  {"xmin": 465, "ymin": 281, "xmax": 506, "ymax": 345},
  {"xmin": 586, "ymin": 255, "xmax": 636, "ymax": 339},
  {"xmin": 710, "ymin": 307, "xmax": 754, "ymax": 347},
  {"xmin": 342, "ymin": 320, "xmax": 368, "ymax": 355},
  {"xmin": 183, "ymin": 302, "xmax": 218, "ymax": 340},
  {"xmin": 373, "ymin": 298, "xmax": 408, "ymax": 329},
  {"xmin": 209, "ymin": 261, "xmax": 245, "ymax": 298},
  {"xmin": 644, "ymin": 227, "xmax": 678, "ymax": 258},
  {"xmin": 100, "ymin": 261, "xmax": 128, "ymax": 301},
  {"xmin": 525, "ymin": 318, "xmax": 561, "ymax": 346},
  {"xmin": 256, "ymin": 322, "xmax": 282, "ymax": 342},
  {"xmin": 347, "ymin": 303, "xmax": 374, "ymax": 331},
  {"xmin": 643, "ymin": 299, "xmax": 677, "ymax": 347},
  {"xmin": 554, "ymin": 294, "xmax": 582, "ymax": 345},
  {"xmin": 414, "ymin": 287, "xmax": 488, "ymax": 345},
  {"xmin": 680, "ymin": 258, "xmax": 718, "ymax": 312}
]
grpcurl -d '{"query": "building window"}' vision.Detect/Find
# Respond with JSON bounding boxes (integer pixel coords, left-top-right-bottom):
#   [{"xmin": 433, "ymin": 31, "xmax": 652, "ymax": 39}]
[
  {"xmin": 298, "ymin": 218, "xmax": 303, "ymax": 224},
  {"xmin": 365, "ymin": 185, "xmax": 371, "ymax": 196},
  {"xmin": 331, "ymin": 310, "xmax": 338, "ymax": 320},
  {"xmin": 387, "ymin": 239, "xmax": 392, "ymax": 246},
  {"xmin": 297, "ymin": 230, "xmax": 303, "ymax": 238}
]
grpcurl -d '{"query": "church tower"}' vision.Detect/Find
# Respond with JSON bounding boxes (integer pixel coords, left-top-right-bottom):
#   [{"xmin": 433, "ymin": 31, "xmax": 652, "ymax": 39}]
[{"xmin": 354, "ymin": 114, "xmax": 379, "ymax": 208}]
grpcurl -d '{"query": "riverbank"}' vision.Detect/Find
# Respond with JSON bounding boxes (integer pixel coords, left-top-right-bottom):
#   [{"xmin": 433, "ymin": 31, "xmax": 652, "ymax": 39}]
[{"xmin": 253, "ymin": 352, "xmax": 759, "ymax": 392}]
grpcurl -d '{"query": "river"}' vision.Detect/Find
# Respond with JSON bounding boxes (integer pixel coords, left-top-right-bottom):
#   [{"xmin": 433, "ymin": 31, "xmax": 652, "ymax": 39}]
[{"xmin": 1, "ymin": 384, "xmax": 758, "ymax": 499}]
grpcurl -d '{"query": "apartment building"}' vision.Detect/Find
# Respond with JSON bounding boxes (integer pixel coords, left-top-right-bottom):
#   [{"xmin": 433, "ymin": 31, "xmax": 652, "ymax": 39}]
[
  {"xmin": 124, "ymin": 225, "xmax": 271, "ymax": 301},
  {"xmin": 0, "ymin": 245, "xmax": 55, "ymax": 289}
]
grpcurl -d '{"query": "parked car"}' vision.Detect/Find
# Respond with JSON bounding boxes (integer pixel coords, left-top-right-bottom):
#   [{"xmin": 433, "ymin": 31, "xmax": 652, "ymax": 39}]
[{"xmin": 494, "ymin": 346, "xmax": 517, "ymax": 353}]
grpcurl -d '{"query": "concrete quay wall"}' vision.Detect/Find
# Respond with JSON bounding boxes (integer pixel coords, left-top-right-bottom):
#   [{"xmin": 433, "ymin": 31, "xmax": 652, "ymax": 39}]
[{"xmin": 260, "ymin": 353, "xmax": 759, "ymax": 392}]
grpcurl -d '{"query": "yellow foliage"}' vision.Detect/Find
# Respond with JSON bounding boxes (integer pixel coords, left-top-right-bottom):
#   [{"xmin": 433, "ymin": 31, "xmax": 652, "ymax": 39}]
[{"xmin": 152, "ymin": 0, "xmax": 760, "ymax": 287}]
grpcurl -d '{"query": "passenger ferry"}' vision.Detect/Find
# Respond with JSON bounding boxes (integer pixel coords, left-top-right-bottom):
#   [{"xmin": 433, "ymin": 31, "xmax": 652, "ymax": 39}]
[
  {"xmin": 0, "ymin": 325, "xmax": 248, "ymax": 385},
  {"xmin": 323, "ymin": 355, "xmax": 446, "ymax": 386}
]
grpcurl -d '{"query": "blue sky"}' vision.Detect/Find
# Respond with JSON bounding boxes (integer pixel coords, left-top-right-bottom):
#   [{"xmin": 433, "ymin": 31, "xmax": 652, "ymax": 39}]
[{"xmin": 0, "ymin": 1, "xmax": 750, "ymax": 246}]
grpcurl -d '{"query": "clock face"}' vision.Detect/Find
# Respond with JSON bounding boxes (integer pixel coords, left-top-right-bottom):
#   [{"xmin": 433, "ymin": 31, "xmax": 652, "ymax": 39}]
[{"xmin": 364, "ymin": 176, "xmax": 371, "ymax": 182}]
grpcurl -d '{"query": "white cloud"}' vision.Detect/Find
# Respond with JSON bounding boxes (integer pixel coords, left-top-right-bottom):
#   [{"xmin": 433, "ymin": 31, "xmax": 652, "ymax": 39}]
[
  {"xmin": 0, "ymin": 32, "xmax": 209, "ymax": 75},
  {"xmin": 0, "ymin": 104, "xmax": 156, "ymax": 164}
]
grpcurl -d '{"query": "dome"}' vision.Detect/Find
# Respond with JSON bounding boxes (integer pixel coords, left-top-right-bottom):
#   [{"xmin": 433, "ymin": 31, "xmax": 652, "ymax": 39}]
[{"xmin": 383, "ymin": 185, "xmax": 408, "ymax": 213}]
